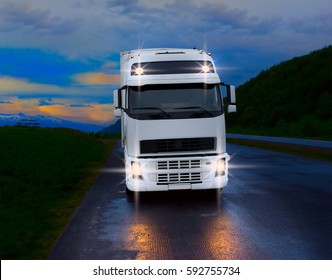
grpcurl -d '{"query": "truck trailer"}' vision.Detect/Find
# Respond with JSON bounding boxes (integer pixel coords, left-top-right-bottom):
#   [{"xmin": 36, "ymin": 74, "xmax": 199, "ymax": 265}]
[{"xmin": 113, "ymin": 48, "xmax": 236, "ymax": 195}]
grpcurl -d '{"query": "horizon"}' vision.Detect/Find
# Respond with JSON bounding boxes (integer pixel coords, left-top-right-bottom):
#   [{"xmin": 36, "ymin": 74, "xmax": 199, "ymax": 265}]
[{"xmin": 0, "ymin": 0, "xmax": 331, "ymax": 125}]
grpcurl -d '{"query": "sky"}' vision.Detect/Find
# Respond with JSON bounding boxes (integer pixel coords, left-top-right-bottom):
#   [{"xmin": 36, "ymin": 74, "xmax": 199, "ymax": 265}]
[{"xmin": 0, "ymin": 0, "xmax": 331, "ymax": 125}]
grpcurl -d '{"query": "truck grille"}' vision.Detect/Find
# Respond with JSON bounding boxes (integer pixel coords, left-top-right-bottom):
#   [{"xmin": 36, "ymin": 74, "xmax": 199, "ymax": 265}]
[
  {"xmin": 157, "ymin": 172, "xmax": 201, "ymax": 184},
  {"xmin": 140, "ymin": 137, "xmax": 215, "ymax": 153},
  {"xmin": 157, "ymin": 159, "xmax": 200, "ymax": 169}
]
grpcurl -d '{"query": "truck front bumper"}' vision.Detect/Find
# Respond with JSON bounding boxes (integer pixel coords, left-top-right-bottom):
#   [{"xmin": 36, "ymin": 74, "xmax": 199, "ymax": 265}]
[{"xmin": 125, "ymin": 153, "xmax": 229, "ymax": 192}]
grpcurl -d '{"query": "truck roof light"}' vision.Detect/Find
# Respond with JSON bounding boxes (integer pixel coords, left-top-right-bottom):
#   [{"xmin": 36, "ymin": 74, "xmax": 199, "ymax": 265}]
[
  {"xmin": 201, "ymin": 65, "xmax": 210, "ymax": 73},
  {"xmin": 135, "ymin": 67, "xmax": 144, "ymax": 75},
  {"xmin": 131, "ymin": 61, "xmax": 215, "ymax": 75}
]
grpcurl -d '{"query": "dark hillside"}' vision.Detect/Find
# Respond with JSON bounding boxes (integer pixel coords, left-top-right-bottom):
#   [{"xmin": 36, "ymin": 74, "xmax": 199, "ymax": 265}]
[
  {"xmin": 227, "ymin": 46, "xmax": 332, "ymax": 139},
  {"xmin": 99, "ymin": 118, "xmax": 121, "ymax": 136},
  {"xmin": 0, "ymin": 127, "xmax": 113, "ymax": 259}
]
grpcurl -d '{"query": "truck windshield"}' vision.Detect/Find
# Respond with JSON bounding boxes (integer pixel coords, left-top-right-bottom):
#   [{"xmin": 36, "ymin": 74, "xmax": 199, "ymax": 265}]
[{"xmin": 128, "ymin": 84, "xmax": 223, "ymax": 120}]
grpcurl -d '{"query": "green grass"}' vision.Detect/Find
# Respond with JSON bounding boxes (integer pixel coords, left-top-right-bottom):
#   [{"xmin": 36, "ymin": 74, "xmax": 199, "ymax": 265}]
[
  {"xmin": 227, "ymin": 138, "xmax": 332, "ymax": 162},
  {"xmin": 0, "ymin": 127, "xmax": 115, "ymax": 259}
]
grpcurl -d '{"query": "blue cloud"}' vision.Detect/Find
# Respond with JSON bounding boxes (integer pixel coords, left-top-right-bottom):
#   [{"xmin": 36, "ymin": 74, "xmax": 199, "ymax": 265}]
[
  {"xmin": 68, "ymin": 104, "xmax": 93, "ymax": 108},
  {"xmin": 38, "ymin": 98, "xmax": 61, "ymax": 106},
  {"xmin": 0, "ymin": 48, "xmax": 119, "ymax": 87},
  {"xmin": 1, "ymin": 2, "xmax": 81, "ymax": 35}
]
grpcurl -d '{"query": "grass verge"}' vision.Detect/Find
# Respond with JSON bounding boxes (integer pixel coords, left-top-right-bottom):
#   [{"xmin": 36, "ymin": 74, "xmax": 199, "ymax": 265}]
[
  {"xmin": 226, "ymin": 117, "xmax": 332, "ymax": 141},
  {"xmin": 227, "ymin": 138, "xmax": 332, "ymax": 162},
  {"xmin": 0, "ymin": 127, "xmax": 115, "ymax": 259}
]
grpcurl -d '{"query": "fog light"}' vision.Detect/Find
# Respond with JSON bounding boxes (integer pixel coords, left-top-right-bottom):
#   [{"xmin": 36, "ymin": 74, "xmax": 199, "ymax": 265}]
[
  {"xmin": 131, "ymin": 161, "xmax": 143, "ymax": 179},
  {"xmin": 215, "ymin": 158, "xmax": 226, "ymax": 177}
]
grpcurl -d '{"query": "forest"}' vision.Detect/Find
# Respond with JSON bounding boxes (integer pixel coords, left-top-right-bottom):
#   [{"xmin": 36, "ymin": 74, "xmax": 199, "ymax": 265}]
[{"xmin": 226, "ymin": 46, "xmax": 332, "ymax": 140}]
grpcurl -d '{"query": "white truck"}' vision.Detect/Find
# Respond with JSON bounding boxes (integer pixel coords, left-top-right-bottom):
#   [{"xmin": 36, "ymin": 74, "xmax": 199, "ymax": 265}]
[{"xmin": 113, "ymin": 48, "xmax": 236, "ymax": 195}]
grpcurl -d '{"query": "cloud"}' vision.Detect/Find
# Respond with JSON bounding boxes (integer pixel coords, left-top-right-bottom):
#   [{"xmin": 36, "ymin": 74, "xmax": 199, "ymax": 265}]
[
  {"xmin": 102, "ymin": 60, "xmax": 119, "ymax": 69},
  {"xmin": 0, "ymin": 2, "xmax": 81, "ymax": 34},
  {"xmin": 0, "ymin": 76, "xmax": 66, "ymax": 94},
  {"xmin": 68, "ymin": 104, "xmax": 93, "ymax": 108},
  {"xmin": 0, "ymin": 100, "xmax": 12, "ymax": 104},
  {"xmin": 0, "ymin": 97, "xmax": 115, "ymax": 125},
  {"xmin": 38, "ymin": 98, "xmax": 54, "ymax": 106},
  {"xmin": 0, "ymin": 97, "xmax": 40, "ymax": 115},
  {"xmin": 290, "ymin": 13, "xmax": 332, "ymax": 35},
  {"xmin": 0, "ymin": 75, "xmax": 118, "ymax": 103},
  {"xmin": 73, "ymin": 72, "xmax": 121, "ymax": 85},
  {"xmin": 0, "ymin": 0, "xmax": 330, "ymax": 61},
  {"xmin": 39, "ymin": 103, "xmax": 114, "ymax": 124},
  {"xmin": 0, "ymin": 0, "xmax": 331, "ymax": 93}
]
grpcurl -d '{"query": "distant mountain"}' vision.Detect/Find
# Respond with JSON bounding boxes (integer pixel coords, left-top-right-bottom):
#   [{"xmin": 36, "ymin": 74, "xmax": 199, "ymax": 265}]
[
  {"xmin": 0, "ymin": 112, "xmax": 105, "ymax": 132},
  {"xmin": 99, "ymin": 118, "xmax": 121, "ymax": 135},
  {"xmin": 226, "ymin": 46, "xmax": 332, "ymax": 139}
]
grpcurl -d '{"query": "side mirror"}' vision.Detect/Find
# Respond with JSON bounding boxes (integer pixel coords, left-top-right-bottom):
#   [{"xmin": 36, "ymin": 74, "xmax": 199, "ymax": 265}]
[
  {"xmin": 113, "ymin": 89, "xmax": 122, "ymax": 117},
  {"xmin": 227, "ymin": 104, "xmax": 237, "ymax": 113},
  {"xmin": 113, "ymin": 90, "xmax": 119, "ymax": 108},
  {"xmin": 227, "ymin": 85, "xmax": 236, "ymax": 104},
  {"xmin": 226, "ymin": 85, "xmax": 236, "ymax": 113},
  {"xmin": 114, "ymin": 108, "xmax": 121, "ymax": 117}
]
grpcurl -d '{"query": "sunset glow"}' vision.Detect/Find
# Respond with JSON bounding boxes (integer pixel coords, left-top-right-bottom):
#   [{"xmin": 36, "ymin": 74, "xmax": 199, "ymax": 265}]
[{"xmin": 0, "ymin": 98, "xmax": 114, "ymax": 125}]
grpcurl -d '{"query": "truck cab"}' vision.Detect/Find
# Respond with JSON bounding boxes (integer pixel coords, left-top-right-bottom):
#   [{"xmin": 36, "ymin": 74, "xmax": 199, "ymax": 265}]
[{"xmin": 113, "ymin": 48, "xmax": 236, "ymax": 194}]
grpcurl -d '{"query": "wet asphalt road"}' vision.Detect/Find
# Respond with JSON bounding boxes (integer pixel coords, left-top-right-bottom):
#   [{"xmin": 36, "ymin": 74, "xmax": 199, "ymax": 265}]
[{"xmin": 49, "ymin": 141, "xmax": 332, "ymax": 260}]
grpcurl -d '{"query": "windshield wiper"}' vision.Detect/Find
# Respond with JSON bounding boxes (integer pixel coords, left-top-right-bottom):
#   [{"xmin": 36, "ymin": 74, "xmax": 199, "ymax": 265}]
[
  {"xmin": 175, "ymin": 106, "xmax": 214, "ymax": 117},
  {"xmin": 132, "ymin": 107, "xmax": 171, "ymax": 118}
]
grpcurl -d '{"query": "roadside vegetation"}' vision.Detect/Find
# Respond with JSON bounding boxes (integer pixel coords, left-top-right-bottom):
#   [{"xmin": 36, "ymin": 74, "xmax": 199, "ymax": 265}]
[
  {"xmin": 227, "ymin": 138, "xmax": 332, "ymax": 162},
  {"xmin": 0, "ymin": 127, "xmax": 114, "ymax": 259},
  {"xmin": 226, "ymin": 46, "xmax": 332, "ymax": 140}
]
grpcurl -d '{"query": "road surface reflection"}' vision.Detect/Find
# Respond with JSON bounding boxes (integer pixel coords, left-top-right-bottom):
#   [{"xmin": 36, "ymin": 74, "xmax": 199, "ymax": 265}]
[{"xmin": 98, "ymin": 190, "xmax": 253, "ymax": 259}]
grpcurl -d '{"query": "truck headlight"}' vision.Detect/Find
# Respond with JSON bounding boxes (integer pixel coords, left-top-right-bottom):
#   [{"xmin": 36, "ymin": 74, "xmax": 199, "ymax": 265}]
[
  {"xmin": 215, "ymin": 158, "xmax": 226, "ymax": 177},
  {"xmin": 131, "ymin": 161, "xmax": 143, "ymax": 179}
]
